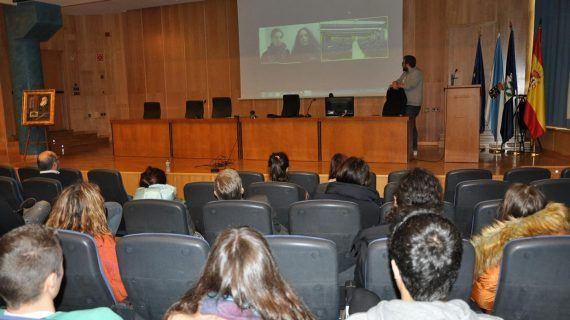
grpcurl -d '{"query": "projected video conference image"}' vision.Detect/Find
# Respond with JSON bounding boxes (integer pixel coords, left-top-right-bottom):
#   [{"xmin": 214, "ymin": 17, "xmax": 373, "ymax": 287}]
[
  {"xmin": 259, "ymin": 17, "xmax": 389, "ymax": 64},
  {"xmin": 238, "ymin": 0, "xmax": 403, "ymax": 99}
]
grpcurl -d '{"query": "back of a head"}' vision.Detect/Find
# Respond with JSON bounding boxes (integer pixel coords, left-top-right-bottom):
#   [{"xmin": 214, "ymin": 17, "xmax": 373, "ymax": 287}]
[
  {"xmin": 328, "ymin": 153, "xmax": 348, "ymax": 180},
  {"xmin": 214, "ymin": 169, "xmax": 243, "ymax": 200},
  {"xmin": 500, "ymin": 183, "xmax": 546, "ymax": 220},
  {"xmin": 0, "ymin": 225, "xmax": 63, "ymax": 309},
  {"xmin": 389, "ymin": 213, "xmax": 462, "ymax": 302},
  {"xmin": 37, "ymin": 151, "xmax": 58, "ymax": 171},
  {"xmin": 166, "ymin": 227, "xmax": 314, "ymax": 320},
  {"xmin": 335, "ymin": 157, "xmax": 370, "ymax": 187},
  {"xmin": 388, "ymin": 168, "xmax": 443, "ymax": 223},
  {"xmin": 139, "ymin": 166, "xmax": 167, "ymax": 188},
  {"xmin": 46, "ymin": 182, "xmax": 111, "ymax": 237},
  {"xmin": 403, "ymin": 55, "xmax": 417, "ymax": 68},
  {"xmin": 268, "ymin": 152, "xmax": 289, "ymax": 182}
]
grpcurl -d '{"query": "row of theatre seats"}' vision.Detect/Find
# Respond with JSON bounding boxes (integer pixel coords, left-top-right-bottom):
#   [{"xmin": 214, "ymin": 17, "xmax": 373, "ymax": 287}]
[{"xmin": 1, "ymin": 165, "xmax": 570, "ymax": 319}]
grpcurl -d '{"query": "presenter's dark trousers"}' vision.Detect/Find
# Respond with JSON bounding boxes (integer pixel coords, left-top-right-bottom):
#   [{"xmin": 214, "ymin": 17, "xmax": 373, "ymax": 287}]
[{"xmin": 405, "ymin": 105, "xmax": 421, "ymax": 151}]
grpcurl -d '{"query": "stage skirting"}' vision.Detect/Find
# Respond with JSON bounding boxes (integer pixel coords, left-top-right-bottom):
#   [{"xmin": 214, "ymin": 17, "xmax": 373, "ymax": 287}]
[{"xmin": 111, "ymin": 117, "xmax": 412, "ymax": 163}]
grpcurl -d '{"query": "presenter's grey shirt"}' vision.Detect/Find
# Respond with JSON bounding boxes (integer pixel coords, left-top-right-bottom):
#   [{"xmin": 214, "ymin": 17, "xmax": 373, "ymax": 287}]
[{"xmin": 397, "ymin": 67, "xmax": 424, "ymax": 106}]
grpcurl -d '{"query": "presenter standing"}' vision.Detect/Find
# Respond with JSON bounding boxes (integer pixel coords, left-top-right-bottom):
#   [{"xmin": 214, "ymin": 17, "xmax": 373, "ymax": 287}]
[{"xmin": 391, "ymin": 55, "xmax": 423, "ymax": 156}]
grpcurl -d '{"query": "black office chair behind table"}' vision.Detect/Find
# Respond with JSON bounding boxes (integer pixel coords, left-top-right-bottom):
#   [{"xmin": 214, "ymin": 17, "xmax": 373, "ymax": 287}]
[
  {"xmin": 211, "ymin": 97, "xmax": 232, "ymax": 118},
  {"xmin": 282, "ymin": 94, "xmax": 301, "ymax": 117},
  {"xmin": 143, "ymin": 102, "xmax": 161, "ymax": 119},
  {"xmin": 185, "ymin": 100, "xmax": 205, "ymax": 119}
]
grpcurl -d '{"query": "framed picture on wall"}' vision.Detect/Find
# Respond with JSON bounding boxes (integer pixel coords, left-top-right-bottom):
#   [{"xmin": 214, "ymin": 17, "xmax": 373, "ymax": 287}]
[{"xmin": 22, "ymin": 89, "xmax": 56, "ymax": 126}]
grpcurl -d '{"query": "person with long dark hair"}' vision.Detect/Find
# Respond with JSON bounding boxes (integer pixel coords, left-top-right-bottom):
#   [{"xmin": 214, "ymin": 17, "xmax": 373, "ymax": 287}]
[
  {"xmin": 165, "ymin": 227, "xmax": 315, "ymax": 320},
  {"xmin": 268, "ymin": 152, "xmax": 289, "ymax": 182},
  {"xmin": 291, "ymin": 27, "xmax": 321, "ymax": 62}
]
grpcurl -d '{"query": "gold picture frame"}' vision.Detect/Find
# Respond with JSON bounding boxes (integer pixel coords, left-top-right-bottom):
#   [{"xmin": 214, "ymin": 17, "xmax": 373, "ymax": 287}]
[{"xmin": 22, "ymin": 89, "xmax": 56, "ymax": 126}]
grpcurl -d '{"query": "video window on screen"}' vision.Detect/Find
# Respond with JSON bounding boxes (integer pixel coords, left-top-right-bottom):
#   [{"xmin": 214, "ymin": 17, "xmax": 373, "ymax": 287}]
[{"xmin": 259, "ymin": 17, "xmax": 389, "ymax": 64}]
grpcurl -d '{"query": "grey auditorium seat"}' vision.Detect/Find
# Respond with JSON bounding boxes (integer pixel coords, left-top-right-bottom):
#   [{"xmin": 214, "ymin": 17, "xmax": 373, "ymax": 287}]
[
  {"xmin": 117, "ymin": 234, "xmax": 209, "ymax": 320},
  {"xmin": 87, "ymin": 169, "xmax": 130, "ymax": 205},
  {"xmin": 378, "ymin": 201, "xmax": 393, "ymax": 224},
  {"xmin": 17, "ymin": 166, "xmax": 40, "ymax": 182},
  {"xmin": 471, "ymin": 199, "xmax": 502, "ymax": 236},
  {"xmin": 443, "ymin": 201, "xmax": 455, "ymax": 224},
  {"xmin": 364, "ymin": 238, "xmax": 475, "ymax": 302},
  {"xmin": 202, "ymin": 200, "xmax": 273, "ymax": 244},
  {"xmin": 0, "ymin": 164, "xmax": 18, "ymax": 181},
  {"xmin": 383, "ymin": 182, "xmax": 397, "ymax": 202},
  {"xmin": 237, "ymin": 171, "xmax": 264, "ymax": 192},
  {"xmin": 368, "ymin": 172, "xmax": 377, "ymax": 190},
  {"xmin": 493, "ymin": 236, "xmax": 570, "ymax": 320},
  {"xmin": 246, "ymin": 182, "xmax": 305, "ymax": 228},
  {"xmin": 59, "ymin": 167, "xmax": 84, "ymax": 187},
  {"xmin": 388, "ymin": 169, "xmax": 410, "ymax": 183},
  {"xmin": 0, "ymin": 176, "xmax": 25, "ymax": 211},
  {"xmin": 22, "ymin": 177, "xmax": 62, "ymax": 204},
  {"xmin": 289, "ymin": 171, "xmax": 320, "ymax": 198},
  {"xmin": 123, "ymin": 199, "xmax": 193, "ymax": 235},
  {"xmin": 560, "ymin": 168, "xmax": 570, "ymax": 178},
  {"xmin": 55, "ymin": 230, "xmax": 116, "ymax": 311},
  {"xmin": 503, "ymin": 167, "xmax": 551, "ymax": 184},
  {"xmin": 289, "ymin": 200, "xmax": 360, "ymax": 274},
  {"xmin": 454, "ymin": 180, "xmax": 508, "ymax": 238},
  {"xmin": 444, "ymin": 169, "xmax": 492, "ymax": 203},
  {"xmin": 183, "ymin": 182, "xmax": 216, "ymax": 233},
  {"xmin": 531, "ymin": 178, "xmax": 570, "ymax": 206},
  {"xmin": 267, "ymin": 235, "xmax": 339, "ymax": 320}
]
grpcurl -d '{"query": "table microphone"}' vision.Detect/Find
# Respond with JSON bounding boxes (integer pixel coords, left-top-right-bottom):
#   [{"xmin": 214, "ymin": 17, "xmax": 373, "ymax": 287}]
[
  {"xmin": 305, "ymin": 98, "xmax": 316, "ymax": 117},
  {"xmin": 249, "ymin": 110, "xmax": 258, "ymax": 119}
]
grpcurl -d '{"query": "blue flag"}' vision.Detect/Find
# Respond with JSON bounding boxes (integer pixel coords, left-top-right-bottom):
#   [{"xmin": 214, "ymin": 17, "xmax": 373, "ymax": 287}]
[
  {"xmin": 500, "ymin": 27, "xmax": 517, "ymax": 144},
  {"xmin": 489, "ymin": 34, "xmax": 504, "ymax": 140},
  {"xmin": 472, "ymin": 36, "xmax": 486, "ymax": 133}
]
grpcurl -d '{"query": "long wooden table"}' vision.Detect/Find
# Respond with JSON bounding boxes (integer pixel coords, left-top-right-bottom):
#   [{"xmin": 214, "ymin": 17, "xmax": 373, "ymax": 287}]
[{"xmin": 111, "ymin": 117, "xmax": 410, "ymax": 163}]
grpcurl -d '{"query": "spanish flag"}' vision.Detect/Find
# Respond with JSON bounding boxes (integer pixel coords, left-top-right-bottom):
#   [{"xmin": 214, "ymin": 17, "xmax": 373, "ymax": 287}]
[{"xmin": 523, "ymin": 24, "xmax": 546, "ymax": 139}]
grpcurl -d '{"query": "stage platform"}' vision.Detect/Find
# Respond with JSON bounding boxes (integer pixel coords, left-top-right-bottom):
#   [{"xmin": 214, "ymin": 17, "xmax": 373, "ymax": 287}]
[{"xmin": 5, "ymin": 145, "xmax": 570, "ymax": 196}]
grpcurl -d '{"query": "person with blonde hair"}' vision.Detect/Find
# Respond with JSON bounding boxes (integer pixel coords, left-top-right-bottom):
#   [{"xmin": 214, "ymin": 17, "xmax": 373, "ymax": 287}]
[
  {"xmin": 165, "ymin": 227, "xmax": 315, "ymax": 320},
  {"xmin": 46, "ymin": 182, "xmax": 127, "ymax": 302}
]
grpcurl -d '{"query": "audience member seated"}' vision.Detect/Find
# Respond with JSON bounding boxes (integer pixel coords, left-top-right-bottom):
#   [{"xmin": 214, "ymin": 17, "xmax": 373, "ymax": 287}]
[
  {"xmin": 164, "ymin": 227, "xmax": 315, "ymax": 320},
  {"xmin": 351, "ymin": 168, "xmax": 443, "ymax": 285},
  {"xmin": 37, "ymin": 151, "xmax": 74, "ymax": 189},
  {"xmin": 268, "ymin": 151, "xmax": 290, "ymax": 182},
  {"xmin": 315, "ymin": 157, "xmax": 383, "ymax": 228},
  {"xmin": 214, "ymin": 169, "xmax": 285, "ymax": 233},
  {"xmin": 0, "ymin": 225, "xmax": 122, "ymax": 319},
  {"xmin": 471, "ymin": 184, "xmax": 568, "ymax": 312},
  {"xmin": 316, "ymin": 153, "xmax": 348, "ymax": 194},
  {"xmin": 45, "ymin": 182, "xmax": 128, "ymax": 302},
  {"xmin": 348, "ymin": 213, "xmax": 501, "ymax": 319},
  {"xmin": 133, "ymin": 166, "xmax": 177, "ymax": 200}
]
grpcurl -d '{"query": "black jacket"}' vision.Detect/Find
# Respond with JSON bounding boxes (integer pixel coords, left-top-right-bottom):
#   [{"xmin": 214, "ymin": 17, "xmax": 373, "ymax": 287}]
[
  {"xmin": 382, "ymin": 87, "xmax": 407, "ymax": 116},
  {"xmin": 40, "ymin": 172, "xmax": 75, "ymax": 189},
  {"xmin": 314, "ymin": 182, "xmax": 383, "ymax": 228}
]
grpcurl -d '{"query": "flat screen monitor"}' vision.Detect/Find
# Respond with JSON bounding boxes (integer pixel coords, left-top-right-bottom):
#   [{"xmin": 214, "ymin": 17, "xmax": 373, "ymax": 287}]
[{"xmin": 325, "ymin": 97, "xmax": 354, "ymax": 117}]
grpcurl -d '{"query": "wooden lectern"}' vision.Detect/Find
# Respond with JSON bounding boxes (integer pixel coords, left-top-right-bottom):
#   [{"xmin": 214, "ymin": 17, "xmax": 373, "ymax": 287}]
[{"xmin": 444, "ymin": 85, "xmax": 481, "ymax": 162}]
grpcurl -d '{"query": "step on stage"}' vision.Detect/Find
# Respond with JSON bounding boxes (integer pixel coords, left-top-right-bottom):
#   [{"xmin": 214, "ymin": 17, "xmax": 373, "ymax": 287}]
[{"xmin": 7, "ymin": 145, "xmax": 570, "ymax": 196}]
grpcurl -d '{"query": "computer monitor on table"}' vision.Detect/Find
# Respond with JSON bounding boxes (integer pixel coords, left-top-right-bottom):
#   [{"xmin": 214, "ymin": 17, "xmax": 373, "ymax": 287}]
[{"xmin": 325, "ymin": 97, "xmax": 354, "ymax": 117}]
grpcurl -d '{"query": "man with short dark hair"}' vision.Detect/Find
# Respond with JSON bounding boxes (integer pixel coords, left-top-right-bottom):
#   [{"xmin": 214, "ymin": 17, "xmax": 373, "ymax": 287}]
[
  {"xmin": 348, "ymin": 213, "xmax": 501, "ymax": 319},
  {"xmin": 392, "ymin": 55, "xmax": 423, "ymax": 156},
  {"xmin": 0, "ymin": 225, "xmax": 122, "ymax": 319}
]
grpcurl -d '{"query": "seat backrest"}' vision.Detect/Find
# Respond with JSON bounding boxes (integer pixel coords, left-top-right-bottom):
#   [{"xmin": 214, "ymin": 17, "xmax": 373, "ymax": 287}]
[
  {"xmin": 266, "ymin": 235, "xmax": 339, "ymax": 320},
  {"xmin": 0, "ymin": 176, "xmax": 23, "ymax": 209},
  {"xmin": 281, "ymin": 94, "xmax": 300, "ymax": 117},
  {"xmin": 442, "ymin": 201, "xmax": 455, "ymax": 224},
  {"xmin": 493, "ymin": 236, "xmax": 570, "ymax": 320},
  {"xmin": 185, "ymin": 100, "xmax": 204, "ymax": 119},
  {"xmin": 237, "ymin": 171, "xmax": 264, "ymax": 192},
  {"xmin": 388, "ymin": 169, "xmax": 410, "ymax": 183},
  {"xmin": 471, "ymin": 199, "xmax": 502, "ymax": 236},
  {"xmin": 59, "ymin": 167, "xmax": 84, "ymax": 187},
  {"xmin": 444, "ymin": 169, "xmax": 492, "ymax": 203},
  {"xmin": 143, "ymin": 101, "xmax": 161, "ymax": 119},
  {"xmin": 0, "ymin": 165, "xmax": 18, "ymax": 180},
  {"xmin": 454, "ymin": 180, "xmax": 508, "ymax": 238},
  {"xmin": 22, "ymin": 177, "xmax": 62, "ymax": 204},
  {"xmin": 0, "ymin": 198, "xmax": 25, "ymax": 238},
  {"xmin": 289, "ymin": 200, "xmax": 360, "ymax": 272},
  {"xmin": 503, "ymin": 167, "xmax": 551, "ymax": 184},
  {"xmin": 365, "ymin": 238, "xmax": 475, "ymax": 301},
  {"xmin": 561, "ymin": 167, "xmax": 570, "ymax": 179},
  {"xmin": 289, "ymin": 171, "xmax": 320, "ymax": 197},
  {"xmin": 123, "ymin": 199, "xmax": 192, "ymax": 235},
  {"xmin": 531, "ymin": 178, "xmax": 570, "ymax": 206},
  {"xmin": 87, "ymin": 169, "xmax": 130, "ymax": 205},
  {"xmin": 117, "ymin": 234, "xmax": 209, "ymax": 320},
  {"xmin": 183, "ymin": 182, "xmax": 215, "ymax": 233},
  {"xmin": 55, "ymin": 230, "xmax": 116, "ymax": 310},
  {"xmin": 383, "ymin": 182, "xmax": 398, "ymax": 202},
  {"xmin": 203, "ymin": 200, "xmax": 272, "ymax": 244},
  {"xmin": 17, "ymin": 166, "xmax": 40, "ymax": 182},
  {"xmin": 378, "ymin": 201, "xmax": 393, "ymax": 224},
  {"xmin": 211, "ymin": 97, "xmax": 232, "ymax": 118},
  {"xmin": 368, "ymin": 171, "xmax": 377, "ymax": 190},
  {"xmin": 246, "ymin": 182, "xmax": 305, "ymax": 228}
]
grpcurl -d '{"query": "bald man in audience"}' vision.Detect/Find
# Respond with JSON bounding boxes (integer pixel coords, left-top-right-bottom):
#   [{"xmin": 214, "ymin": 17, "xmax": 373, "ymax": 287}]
[{"xmin": 37, "ymin": 151, "xmax": 77, "ymax": 188}]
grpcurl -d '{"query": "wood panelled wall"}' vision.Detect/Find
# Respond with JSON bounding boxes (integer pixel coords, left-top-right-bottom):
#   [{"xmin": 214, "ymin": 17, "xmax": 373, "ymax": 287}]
[{"xmin": 32, "ymin": 0, "xmax": 531, "ymax": 143}]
